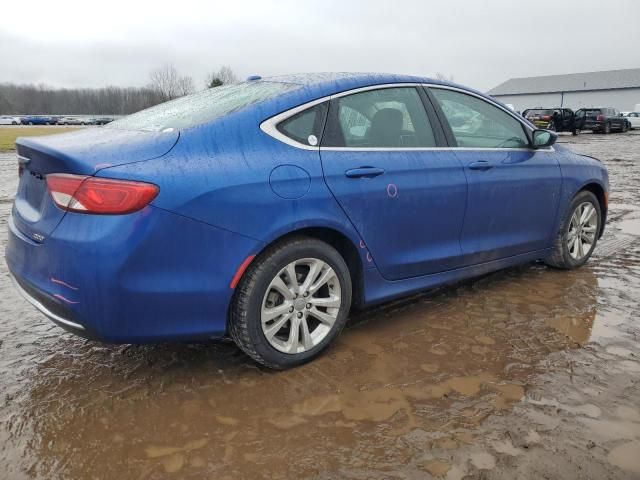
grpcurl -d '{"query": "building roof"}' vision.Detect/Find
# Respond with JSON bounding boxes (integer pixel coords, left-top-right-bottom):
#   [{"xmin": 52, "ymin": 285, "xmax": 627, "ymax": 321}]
[{"xmin": 488, "ymin": 68, "xmax": 640, "ymax": 96}]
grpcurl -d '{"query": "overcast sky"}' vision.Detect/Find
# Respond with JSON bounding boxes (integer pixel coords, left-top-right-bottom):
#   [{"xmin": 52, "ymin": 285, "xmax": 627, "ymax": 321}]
[{"xmin": 1, "ymin": 0, "xmax": 639, "ymax": 92}]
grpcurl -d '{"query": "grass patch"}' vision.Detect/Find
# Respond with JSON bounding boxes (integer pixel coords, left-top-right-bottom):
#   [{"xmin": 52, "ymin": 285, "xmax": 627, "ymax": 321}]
[{"xmin": 0, "ymin": 126, "xmax": 81, "ymax": 152}]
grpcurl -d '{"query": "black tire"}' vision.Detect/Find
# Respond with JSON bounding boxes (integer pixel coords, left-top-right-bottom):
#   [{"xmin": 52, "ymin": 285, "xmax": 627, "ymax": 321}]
[
  {"xmin": 545, "ymin": 190, "xmax": 602, "ymax": 270},
  {"xmin": 11, "ymin": 121, "xmax": 17, "ymax": 125},
  {"xmin": 622, "ymin": 122, "xmax": 629, "ymax": 133},
  {"xmin": 572, "ymin": 128, "xmax": 580, "ymax": 136},
  {"xmin": 229, "ymin": 236, "xmax": 352, "ymax": 369}
]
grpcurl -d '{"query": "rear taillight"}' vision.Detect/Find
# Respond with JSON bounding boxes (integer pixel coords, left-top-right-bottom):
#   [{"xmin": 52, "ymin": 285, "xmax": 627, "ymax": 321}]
[
  {"xmin": 541, "ymin": 115, "xmax": 551, "ymax": 121},
  {"xmin": 46, "ymin": 174, "xmax": 159, "ymax": 214},
  {"xmin": 596, "ymin": 115, "xmax": 605, "ymax": 122}
]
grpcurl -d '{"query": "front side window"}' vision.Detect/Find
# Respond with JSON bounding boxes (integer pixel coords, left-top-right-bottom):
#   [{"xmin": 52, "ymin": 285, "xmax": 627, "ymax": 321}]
[
  {"xmin": 323, "ymin": 87, "xmax": 436, "ymax": 148},
  {"xmin": 431, "ymin": 88, "xmax": 529, "ymax": 148},
  {"xmin": 277, "ymin": 103, "xmax": 328, "ymax": 146}
]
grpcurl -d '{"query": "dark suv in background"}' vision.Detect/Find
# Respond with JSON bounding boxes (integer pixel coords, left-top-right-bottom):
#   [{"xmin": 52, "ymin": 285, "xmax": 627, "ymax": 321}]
[
  {"xmin": 523, "ymin": 108, "xmax": 583, "ymax": 135},
  {"xmin": 579, "ymin": 107, "xmax": 630, "ymax": 134}
]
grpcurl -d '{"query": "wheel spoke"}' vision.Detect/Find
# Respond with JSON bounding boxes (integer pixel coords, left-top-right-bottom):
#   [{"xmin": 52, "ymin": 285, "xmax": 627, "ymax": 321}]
[
  {"xmin": 581, "ymin": 205, "xmax": 595, "ymax": 224},
  {"xmin": 572, "ymin": 236, "xmax": 580, "ymax": 258},
  {"xmin": 300, "ymin": 317, "xmax": 314, "ymax": 350},
  {"xmin": 285, "ymin": 316, "xmax": 301, "ymax": 353},
  {"xmin": 284, "ymin": 263, "xmax": 299, "ymax": 295},
  {"xmin": 308, "ymin": 307, "xmax": 337, "ymax": 327},
  {"xmin": 585, "ymin": 208, "xmax": 597, "ymax": 225},
  {"xmin": 571, "ymin": 209, "xmax": 581, "ymax": 228},
  {"xmin": 577, "ymin": 236, "xmax": 584, "ymax": 258},
  {"xmin": 262, "ymin": 302, "xmax": 292, "ymax": 323},
  {"xmin": 263, "ymin": 313, "xmax": 292, "ymax": 340},
  {"xmin": 309, "ymin": 294, "xmax": 341, "ymax": 308},
  {"xmin": 299, "ymin": 259, "xmax": 325, "ymax": 293},
  {"xmin": 309, "ymin": 267, "xmax": 336, "ymax": 295},
  {"xmin": 270, "ymin": 275, "xmax": 295, "ymax": 300}
]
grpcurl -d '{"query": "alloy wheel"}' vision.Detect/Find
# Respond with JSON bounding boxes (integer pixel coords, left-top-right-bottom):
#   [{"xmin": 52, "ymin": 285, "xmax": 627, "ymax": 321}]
[
  {"xmin": 261, "ymin": 258, "xmax": 342, "ymax": 354},
  {"xmin": 567, "ymin": 202, "xmax": 598, "ymax": 260}
]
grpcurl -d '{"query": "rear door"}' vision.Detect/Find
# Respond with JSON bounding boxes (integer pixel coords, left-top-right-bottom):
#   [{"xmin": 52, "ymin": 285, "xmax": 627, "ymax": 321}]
[
  {"xmin": 428, "ymin": 87, "xmax": 562, "ymax": 265},
  {"xmin": 320, "ymin": 86, "xmax": 468, "ymax": 280}
]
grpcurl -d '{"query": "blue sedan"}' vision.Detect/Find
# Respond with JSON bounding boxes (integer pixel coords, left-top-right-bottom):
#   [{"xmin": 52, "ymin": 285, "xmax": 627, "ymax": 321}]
[{"xmin": 6, "ymin": 73, "xmax": 608, "ymax": 369}]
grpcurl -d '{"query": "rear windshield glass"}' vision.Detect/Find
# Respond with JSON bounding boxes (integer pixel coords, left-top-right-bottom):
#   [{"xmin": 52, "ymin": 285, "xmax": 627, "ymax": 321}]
[
  {"xmin": 584, "ymin": 109, "xmax": 602, "ymax": 115},
  {"xmin": 107, "ymin": 81, "xmax": 298, "ymax": 131}
]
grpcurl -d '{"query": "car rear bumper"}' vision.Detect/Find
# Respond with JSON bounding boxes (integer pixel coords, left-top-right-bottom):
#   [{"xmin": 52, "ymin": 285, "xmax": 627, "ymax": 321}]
[
  {"xmin": 9, "ymin": 272, "xmax": 95, "ymax": 338},
  {"xmin": 6, "ymin": 205, "xmax": 262, "ymax": 343}
]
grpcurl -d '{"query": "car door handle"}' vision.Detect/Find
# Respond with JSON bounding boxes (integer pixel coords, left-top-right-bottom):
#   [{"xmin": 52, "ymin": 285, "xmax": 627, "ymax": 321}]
[
  {"xmin": 468, "ymin": 161, "xmax": 493, "ymax": 171},
  {"xmin": 345, "ymin": 167, "xmax": 385, "ymax": 178}
]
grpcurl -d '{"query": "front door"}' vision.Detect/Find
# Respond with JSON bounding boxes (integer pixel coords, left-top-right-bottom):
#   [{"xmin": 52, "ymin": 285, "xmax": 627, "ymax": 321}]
[
  {"xmin": 320, "ymin": 86, "xmax": 468, "ymax": 280},
  {"xmin": 429, "ymin": 87, "xmax": 562, "ymax": 265}
]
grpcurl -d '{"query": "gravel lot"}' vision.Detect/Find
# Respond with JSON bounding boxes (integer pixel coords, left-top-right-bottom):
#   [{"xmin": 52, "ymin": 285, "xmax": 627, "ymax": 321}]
[{"xmin": 0, "ymin": 132, "xmax": 639, "ymax": 479}]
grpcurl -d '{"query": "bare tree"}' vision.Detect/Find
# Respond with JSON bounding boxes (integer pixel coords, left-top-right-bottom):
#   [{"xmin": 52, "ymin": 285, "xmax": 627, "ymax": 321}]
[
  {"xmin": 177, "ymin": 76, "xmax": 196, "ymax": 96},
  {"xmin": 149, "ymin": 63, "xmax": 181, "ymax": 101},
  {"xmin": 206, "ymin": 66, "xmax": 238, "ymax": 88}
]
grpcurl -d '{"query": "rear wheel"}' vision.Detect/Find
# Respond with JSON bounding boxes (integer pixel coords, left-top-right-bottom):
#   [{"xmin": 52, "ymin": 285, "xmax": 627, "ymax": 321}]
[
  {"xmin": 545, "ymin": 191, "xmax": 601, "ymax": 269},
  {"xmin": 230, "ymin": 237, "xmax": 352, "ymax": 369}
]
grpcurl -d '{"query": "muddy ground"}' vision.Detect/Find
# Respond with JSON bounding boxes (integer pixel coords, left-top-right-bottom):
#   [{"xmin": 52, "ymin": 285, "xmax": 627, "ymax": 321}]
[{"xmin": 0, "ymin": 132, "xmax": 639, "ymax": 480}]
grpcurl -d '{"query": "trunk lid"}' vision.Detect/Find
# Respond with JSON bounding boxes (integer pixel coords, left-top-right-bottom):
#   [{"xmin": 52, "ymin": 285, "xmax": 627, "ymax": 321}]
[{"xmin": 12, "ymin": 127, "xmax": 179, "ymax": 242}]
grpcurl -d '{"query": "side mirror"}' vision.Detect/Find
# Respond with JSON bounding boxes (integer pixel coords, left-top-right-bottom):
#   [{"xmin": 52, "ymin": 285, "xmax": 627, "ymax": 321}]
[{"xmin": 532, "ymin": 129, "xmax": 557, "ymax": 149}]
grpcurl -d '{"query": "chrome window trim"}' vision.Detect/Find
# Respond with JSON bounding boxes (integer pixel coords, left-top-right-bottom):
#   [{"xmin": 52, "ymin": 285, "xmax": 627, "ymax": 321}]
[{"xmin": 260, "ymin": 82, "xmax": 553, "ymax": 152}]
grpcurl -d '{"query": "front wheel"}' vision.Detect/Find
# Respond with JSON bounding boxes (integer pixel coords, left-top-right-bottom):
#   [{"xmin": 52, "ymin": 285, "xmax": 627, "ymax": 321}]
[
  {"xmin": 230, "ymin": 237, "xmax": 352, "ymax": 369},
  {"xmin": 545, "ymin": 191, "xmax": 601, "ymax": 269}
]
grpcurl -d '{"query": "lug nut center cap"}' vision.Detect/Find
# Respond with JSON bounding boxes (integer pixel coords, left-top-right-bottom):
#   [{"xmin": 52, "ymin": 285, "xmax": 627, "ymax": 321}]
[{"xmin": 294, "ymin": 298, "xmax": 306, "ymax": 311}]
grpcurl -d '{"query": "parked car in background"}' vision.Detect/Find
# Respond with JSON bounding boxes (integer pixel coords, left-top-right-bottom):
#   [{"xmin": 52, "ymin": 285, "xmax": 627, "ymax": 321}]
[
  {"xmin": 523, "ymin": 108, "xmax": 583, "ymax": 135},
  {"xmin": 21, "ymin": 115, "xmax": 55, "ymax": 125},
  {"xmin": 0, "ymin": 116, "xmax": 22, "ymax": 125},
  {"xmin": 579, "ymin": 107, "xmax": 629, "ymax": 133},
  {"xmin": 622, "ymin": 112, "xmax": 640, "ymax": 130},
  {"xmin": 57, "ymin": 116, "xmax": 89, "ymax": 126},
  {"xmin": 6, "ymin": 74, "xmax": 609, "ymax": 369},
  {"xmin": 91, "ymin": 117, "xmax": 115, "ymax": 125}
]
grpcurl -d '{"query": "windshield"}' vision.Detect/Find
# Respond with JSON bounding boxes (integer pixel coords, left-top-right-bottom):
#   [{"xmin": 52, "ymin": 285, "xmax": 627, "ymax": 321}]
[{"xmin": 107, "ymin": 81, "xmax": 299, "ymax": 132}]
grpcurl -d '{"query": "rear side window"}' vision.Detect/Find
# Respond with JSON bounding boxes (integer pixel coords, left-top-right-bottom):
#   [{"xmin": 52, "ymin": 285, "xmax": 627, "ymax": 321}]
[
  {"xmin": 276, "ymin": 103, "xmax": 328, "ymax": 146},
  {"xmin": 107, "ymin": 82, "xmax": 299, "ymax": 132},
  {"xmin": 431, "ymin": 88, "xmax": 529, "ymax": 148},
  {"xmin": 323, "ymin": 87, "xmax": 437, "ymax": 148}
]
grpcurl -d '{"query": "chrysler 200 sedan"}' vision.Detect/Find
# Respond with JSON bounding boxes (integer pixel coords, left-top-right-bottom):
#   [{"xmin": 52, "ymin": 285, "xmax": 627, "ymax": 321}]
[{"xmin": 6, "ymin": 73, "xmax": 608, "ymax": 369}]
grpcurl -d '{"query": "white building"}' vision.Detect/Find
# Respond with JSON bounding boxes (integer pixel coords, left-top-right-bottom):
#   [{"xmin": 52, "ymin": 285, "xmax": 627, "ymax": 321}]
[{"xmin": 488, "ymin": 68, "xmax": 640, "ymax": 112}]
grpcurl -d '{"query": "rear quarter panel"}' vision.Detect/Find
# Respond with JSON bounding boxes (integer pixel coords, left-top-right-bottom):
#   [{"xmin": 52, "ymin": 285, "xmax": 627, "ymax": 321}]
[{"xmin": 96, "ymin": 104, "xmax": 370, "ymax": 267}]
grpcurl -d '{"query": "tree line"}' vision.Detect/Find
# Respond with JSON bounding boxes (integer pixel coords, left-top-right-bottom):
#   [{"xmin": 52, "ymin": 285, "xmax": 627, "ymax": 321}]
[{"xmin": 0, "ymin": 64, "xmax": 238, "ymax": 116}]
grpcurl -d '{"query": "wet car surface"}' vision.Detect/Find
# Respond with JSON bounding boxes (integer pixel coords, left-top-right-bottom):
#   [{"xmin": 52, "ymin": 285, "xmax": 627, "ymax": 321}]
[{"xmin": 1, "ymin": 132, "xmax": 639, "ymax": 479}]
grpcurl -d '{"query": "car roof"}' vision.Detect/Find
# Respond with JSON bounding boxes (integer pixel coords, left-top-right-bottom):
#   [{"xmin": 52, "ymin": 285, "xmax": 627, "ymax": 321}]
[
  {"xmin": 259, "ymin": 72, "xmax": 492, "ymax": 98},
  {"xmin": 245, "ymin": 72, "xmax": 502, "ymax": 118}
]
